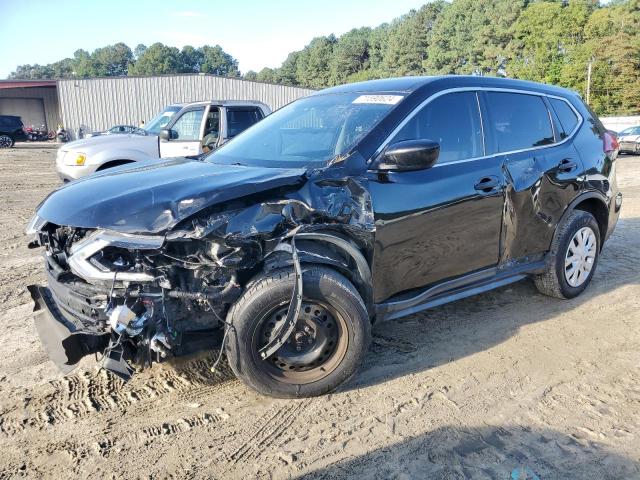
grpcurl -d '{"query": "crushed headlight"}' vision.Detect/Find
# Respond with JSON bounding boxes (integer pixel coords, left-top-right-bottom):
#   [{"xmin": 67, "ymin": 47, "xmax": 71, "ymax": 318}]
[
  {"xmin": 68, "ymin": 229, "xmax": 165, "ymax": 283},
  {"xmin": 25, "ymin": 214, "xmax": 47, "ymax": 235}
]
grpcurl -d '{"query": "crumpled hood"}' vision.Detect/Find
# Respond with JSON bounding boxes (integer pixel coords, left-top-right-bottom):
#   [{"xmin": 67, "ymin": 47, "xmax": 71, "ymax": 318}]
[{"xmin": 36, "ymin": 157, "xmax": 307, "ymax": 234}]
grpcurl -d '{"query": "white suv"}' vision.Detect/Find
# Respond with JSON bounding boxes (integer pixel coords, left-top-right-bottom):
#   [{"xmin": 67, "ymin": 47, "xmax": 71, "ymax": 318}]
[{"xmin": 56, "ymin": 100, "xmax": 270, "ymax": 181}]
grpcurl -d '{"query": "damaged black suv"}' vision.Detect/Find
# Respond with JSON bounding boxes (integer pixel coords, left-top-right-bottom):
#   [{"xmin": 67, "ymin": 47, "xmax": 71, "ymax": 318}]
[{"xmin": 27, "ymin": 76, "xmax": 621, "ymax": 398}]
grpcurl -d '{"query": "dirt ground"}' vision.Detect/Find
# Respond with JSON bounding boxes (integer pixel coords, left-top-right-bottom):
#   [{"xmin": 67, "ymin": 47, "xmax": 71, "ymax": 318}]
[{"xmin": 0, "ymin": 145, "xmax": 638, "ymax": 479}]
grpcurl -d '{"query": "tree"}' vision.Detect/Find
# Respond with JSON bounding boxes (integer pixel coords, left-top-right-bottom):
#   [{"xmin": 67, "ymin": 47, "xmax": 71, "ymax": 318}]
[
  {"xmin": 133, "ymin": 44, "xmax": 147, "ymax": 61},
  {"xmin": 244, "ymin": 70, "xmax": 258, "ymax": 81},
  {"xmin": 276, "ymin": 52, "xmax": 301, "ymax": 86},
  {"xmin": 507, "ymin": 1, "xmax": 594, "ymax": 83},
  {"xmin": 91, "ymin": 43, "xmax": 132, "ymax": 76},
  {"xmin": 295, "ymin": 35, "xmax": 336, "ymax": 88},
  {"xmin": 127, "ymin": 43, "xmax": 181, "ymax": 75},
  {"xmin": 179, "ymin": 45, "xmax": 203, "ymax": 73},
  {"xmin": 72, "ymin": 49, "xmax": 98, "ymax": 77},
  {"xmin": 50, "ymin": 58, "xmax": 75, "ymax": 78},
  {"xmin": 256, "ymin": 67, "xmax": 278, "ymax": 83},
  {"xmin": 383, "ymin": 2, "xmax": 445, "ymax": 76},
  {"xmin": 8, "ymin": 64, "xmax": 54, "ymax": 79},
  {"xmin": 200, "ymin": 45, "xmax": 239, "ymax": 76},
  {"xmin": 329, "ymin": 28, "xmax": 371, "ymax": 85},
  {"xmin": 364, "ymin": 23, "xmax": 391, "ymax": 78},
  {"xmin": 426, "ymin": 0, "xmax": 525, "ymax": 76}
]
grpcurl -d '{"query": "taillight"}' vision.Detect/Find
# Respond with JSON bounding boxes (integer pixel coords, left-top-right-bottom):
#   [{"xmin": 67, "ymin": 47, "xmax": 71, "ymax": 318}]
[{"xmin": 603, "ymin": 131, "xmax": 619, "ymax": 154}]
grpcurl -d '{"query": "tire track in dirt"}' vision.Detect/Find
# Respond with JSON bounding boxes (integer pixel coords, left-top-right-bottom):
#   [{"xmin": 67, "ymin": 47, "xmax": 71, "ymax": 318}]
[
  {"xmin": 224, "ymin": 399, "xmax": 311, "ymax": 464},
  {"xmin": 0, "ymin": 354, "xmax": 236, "ymax": 436},
  {"xmin": 94, "ymin": 410, "xmax": 229, "ymax": 458}
]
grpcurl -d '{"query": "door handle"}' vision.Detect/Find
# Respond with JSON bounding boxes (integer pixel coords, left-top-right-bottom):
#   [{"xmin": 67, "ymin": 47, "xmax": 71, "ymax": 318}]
[
  {"xmin": 474, "ymin": 176, "xmax": 500, "ymax": 193},
  {"xmin": 558, "ymin": 158, "xmax": 577, "ymax": 173}
]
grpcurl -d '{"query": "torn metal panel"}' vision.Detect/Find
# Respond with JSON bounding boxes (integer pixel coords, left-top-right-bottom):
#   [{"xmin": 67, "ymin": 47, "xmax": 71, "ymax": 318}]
[{"xmin": 165, "ymin": 168, "xmax": 375, "ymax": 271}]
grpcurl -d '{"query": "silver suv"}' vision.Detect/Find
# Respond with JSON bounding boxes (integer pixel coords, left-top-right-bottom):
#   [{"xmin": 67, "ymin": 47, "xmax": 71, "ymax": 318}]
[{"xmin": 56, "ymin": 100, "xmax": 270, "ymax": 181}]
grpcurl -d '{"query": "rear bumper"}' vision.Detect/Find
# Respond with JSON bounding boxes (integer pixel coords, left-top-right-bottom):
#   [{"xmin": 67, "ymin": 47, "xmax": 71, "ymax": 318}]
[
  {"xmin": 618, "ymin": 141, "xmax": 638, "ymax": 153},
  {"xmin": 28, "ymin": 284, "xmax": 109, "ymax": 373}
]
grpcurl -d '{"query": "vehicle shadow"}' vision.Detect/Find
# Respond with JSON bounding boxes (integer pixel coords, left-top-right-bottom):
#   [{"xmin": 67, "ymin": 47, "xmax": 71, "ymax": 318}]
[
  {"xmin": 295, "ymin": 424, "xmax": 639, "ymax": 479},
  {"xmin": 344, "ymin": 215, "xmax": 640, "ymax": 392}
]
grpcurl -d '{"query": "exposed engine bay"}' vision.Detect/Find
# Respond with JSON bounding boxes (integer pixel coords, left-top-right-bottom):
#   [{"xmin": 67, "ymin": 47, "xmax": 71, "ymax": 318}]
[{"xmin": 27, "ymin": 169, "xmax": 375, "ymax": 380}]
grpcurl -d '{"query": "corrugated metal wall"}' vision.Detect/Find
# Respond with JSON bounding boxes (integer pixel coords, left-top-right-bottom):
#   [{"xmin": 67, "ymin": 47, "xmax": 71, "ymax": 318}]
[
  {"xmin": 0, "ymin": 87, "xmax": 61, "ymax": 130},
  {"xmin": 57, "ymin": 75, "xmax": 314, "ymax": 138},
  {"xmin": 601, "ymin": 115, "xmax": 640, "ymax": 132}
]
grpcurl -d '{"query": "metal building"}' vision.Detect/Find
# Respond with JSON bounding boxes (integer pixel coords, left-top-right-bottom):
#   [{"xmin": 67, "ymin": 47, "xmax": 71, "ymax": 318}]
[
  {"xmin": 0, "ymin": 80, "xmax": 60, "ymax": 130},
  {"xmin": 0, "ymin": 74, "xmax": 313, "ymax": 139}
]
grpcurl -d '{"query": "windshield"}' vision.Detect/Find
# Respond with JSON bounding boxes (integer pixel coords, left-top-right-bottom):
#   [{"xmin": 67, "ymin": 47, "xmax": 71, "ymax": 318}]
[
  {"xmin": 143, "ymin": 106, "xmax": 182, "ymax": 135},
  {"xmin": 619, "ymin": 126, "xmax": 640, "ymax": 136},
  {"xmin": 207, "ymin": 93, "xmax": 403, "ymax": 168}
]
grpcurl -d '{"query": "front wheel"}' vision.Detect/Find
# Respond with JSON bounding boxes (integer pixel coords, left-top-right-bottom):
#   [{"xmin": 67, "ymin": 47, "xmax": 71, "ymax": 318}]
[
  {"xmin": 226, "ymin": 266, "xmax": 371, "ymax": 398},
  {"xmin": 0, "ymin": 135, "xmax": 14, "ymax": 148},
  {"xmin": 534, "ymin": 210, "xmax": 600, "ymax": 299}
]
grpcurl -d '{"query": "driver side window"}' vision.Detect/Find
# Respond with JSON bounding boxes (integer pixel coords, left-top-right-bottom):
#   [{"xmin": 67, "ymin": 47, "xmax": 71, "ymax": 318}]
[
  {"xmin": 171, "ymin": 108, "xmax": 205, "ymax": 141},
  {"xmin": 392, "ymin": 92, "xmax": 484, "ymax": 163}
]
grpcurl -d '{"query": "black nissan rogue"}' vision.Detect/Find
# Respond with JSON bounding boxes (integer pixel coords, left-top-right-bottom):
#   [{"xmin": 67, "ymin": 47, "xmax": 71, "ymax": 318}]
[{"xmin": 27, "ymin": 76, "xmax": 621, "ymax": 398}]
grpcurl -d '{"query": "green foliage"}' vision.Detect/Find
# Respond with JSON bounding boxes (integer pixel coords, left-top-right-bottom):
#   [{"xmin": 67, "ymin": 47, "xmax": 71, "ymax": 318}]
[
  {"xmin": 262, "ymin": 0, "xmax": 638, "ymax": 114},
  {"xmin": 6, "ymin": 0, "xmax": 640, "ymax": 114},
  {"xmin": 127, "ymin": 43, "xmax": 181, "ymax": 75},
  {"xmin": 426, "ymin": 0, "xmax": 524, "ymax": 75},
  {"xmin": 9, "ymin": 42, "xmax": 239, "ymax": 79},
  {"xmin": 200, "ymin": 45, "xmax": 239, "ymax": 77}
]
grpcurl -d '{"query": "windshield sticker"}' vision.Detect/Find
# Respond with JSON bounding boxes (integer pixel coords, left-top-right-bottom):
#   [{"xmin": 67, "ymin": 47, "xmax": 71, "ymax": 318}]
[{"xmin": 352, "ymin": 95, "xmax": 403, "ymax": 105}]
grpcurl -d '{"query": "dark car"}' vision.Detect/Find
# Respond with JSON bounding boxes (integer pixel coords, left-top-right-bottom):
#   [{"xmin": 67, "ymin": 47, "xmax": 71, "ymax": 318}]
[
  {"xmin": 0, "ymin": 115, "xmax": 26, "ymax": 147},
  {"xmin": 86, "ymin": 125, "xmax": 139, "ymax": 137},
  {"xmin": 27, "ymin": 76, "xmax": 621, "ymax": 398}
]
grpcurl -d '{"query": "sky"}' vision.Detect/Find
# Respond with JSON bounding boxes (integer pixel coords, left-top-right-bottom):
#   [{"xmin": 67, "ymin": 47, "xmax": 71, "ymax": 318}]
[{"xmin": 1, "ymin": 0, "xmax": 431, "ymax": 78}]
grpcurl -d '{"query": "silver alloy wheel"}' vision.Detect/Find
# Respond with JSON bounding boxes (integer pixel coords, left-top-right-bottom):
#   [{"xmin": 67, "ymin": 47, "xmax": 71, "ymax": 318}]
[
  {"xmin": 564, "ymin": 226, "xmax": 597, "ymax": 287},
  {"xmin": 0, "ymin": 135, "xmax": 12, "ymax": 148}
]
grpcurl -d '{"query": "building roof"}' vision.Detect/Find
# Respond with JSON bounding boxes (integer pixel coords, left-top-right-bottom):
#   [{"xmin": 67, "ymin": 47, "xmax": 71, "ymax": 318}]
[{"xmin": 0, "ymin": 79, "xmax": 57, "ymax": 89}]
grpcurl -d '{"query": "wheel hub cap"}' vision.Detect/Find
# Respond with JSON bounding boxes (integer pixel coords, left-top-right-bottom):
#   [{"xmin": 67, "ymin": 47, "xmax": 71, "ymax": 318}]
[
  {"xmin": 261, "ymin": 302, "xmax": 339, "ymax": 372},
  {"xmin": 565, "ymin": 226, "xmax": 597, "ymax": 287}
]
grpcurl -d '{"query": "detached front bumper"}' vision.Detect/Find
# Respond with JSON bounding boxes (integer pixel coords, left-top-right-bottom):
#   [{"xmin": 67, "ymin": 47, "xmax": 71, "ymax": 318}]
[{"xmin": 28, "ymin": 284, "xmax": 109, "ymax": 374}]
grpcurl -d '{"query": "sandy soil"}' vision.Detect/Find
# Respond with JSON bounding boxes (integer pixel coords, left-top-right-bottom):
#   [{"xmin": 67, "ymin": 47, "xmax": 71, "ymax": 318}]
[{"xmin": 0, "ymin": 146, "xmax": 638, "ymax": 479}]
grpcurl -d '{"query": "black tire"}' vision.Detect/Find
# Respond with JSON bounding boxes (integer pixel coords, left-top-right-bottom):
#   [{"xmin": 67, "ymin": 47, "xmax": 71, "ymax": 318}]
[
  {"xmin": 0, "ymin": 134, "xmax": 14, "ymax": 148},
  {"xmin": 534, "ymin": 210, "xmax": 600, "ymax": 299},
  {"xmin": 226, "ymin": 266, "xmax": 371, "ymax": 398}
]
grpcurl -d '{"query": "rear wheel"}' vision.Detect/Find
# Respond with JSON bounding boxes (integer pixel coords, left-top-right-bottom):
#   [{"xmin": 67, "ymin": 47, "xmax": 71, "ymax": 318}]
[
  {"xmin": 226, "ymin": 266, "xmax": 370, "ymax": 398},
  {"xmin": 0, "ymin": 135, "xmax": 14, "ymax": 148},
  {"xmin": 534, "ymin": 210, "xmax": 600, "ymax": 299}
]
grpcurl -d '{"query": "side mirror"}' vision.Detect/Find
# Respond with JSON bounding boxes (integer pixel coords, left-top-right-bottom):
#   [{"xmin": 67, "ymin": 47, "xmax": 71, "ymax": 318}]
[
  {"xmin": 376, "ymin": 139, "xmax": 440, "ymax": 171},
  {"xmin": 159, "ymin": 128, "xmax": 176, "ymax": 141}
]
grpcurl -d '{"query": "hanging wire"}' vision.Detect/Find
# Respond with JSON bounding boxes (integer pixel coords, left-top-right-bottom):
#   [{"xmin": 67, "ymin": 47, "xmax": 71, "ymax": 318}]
[{"xmin": 207, "ymin": 299, "xmax": 234, "ymax": 374}]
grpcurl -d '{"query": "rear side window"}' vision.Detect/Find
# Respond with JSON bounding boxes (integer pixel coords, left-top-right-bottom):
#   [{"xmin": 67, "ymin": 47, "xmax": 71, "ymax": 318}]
[
  {"xmin": 226, "ymin": 108, "xmax": 264, "ymax": 138},
  {"xmin": 0, "ymin": 116, "xmax": 21, "ymax": 128},
  {"xmin": 550, "ymin": 98, "xmax": 579, "ymax": 139},
  {"xmin": 486, "ymin": 92, "xmax": 554, "ymax": 152},
  {"xmin": 392, "ymin": 92, "xmax": 484, "ymax": 163}
]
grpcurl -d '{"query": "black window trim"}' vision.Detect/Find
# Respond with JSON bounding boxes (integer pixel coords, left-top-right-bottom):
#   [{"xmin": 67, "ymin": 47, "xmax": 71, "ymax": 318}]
[{"xmin": 371, "ymin": 87, "xmax": 584, "ymax": 169}]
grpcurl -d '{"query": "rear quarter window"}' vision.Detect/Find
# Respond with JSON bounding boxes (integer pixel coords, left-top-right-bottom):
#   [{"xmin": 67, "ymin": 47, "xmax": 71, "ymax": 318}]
[
  {"xmin": 485, "ymin": 92, "xmax": 554, "ymax": 153},
  {"xmin": 550, "ymin": 98, "xmax": 579, "ymax": 139}
]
